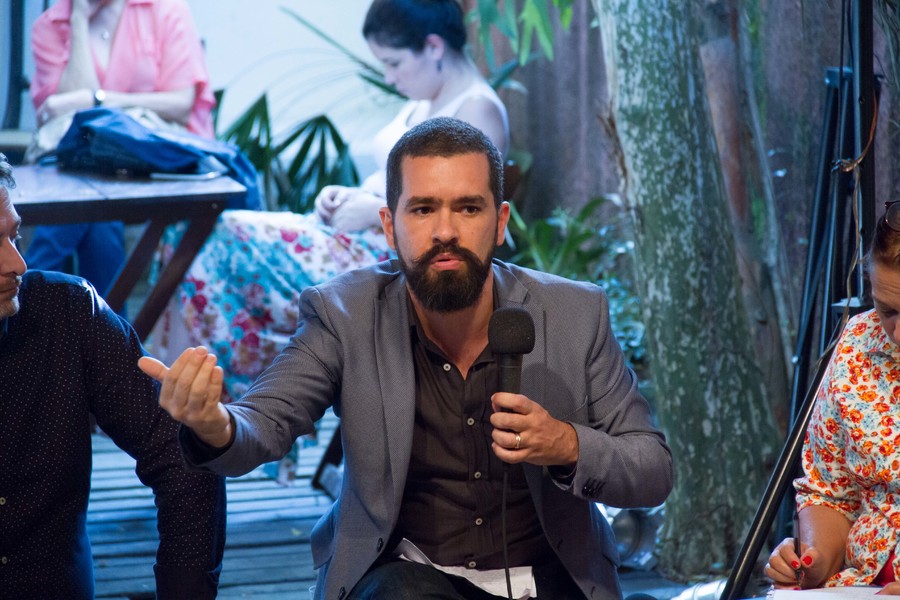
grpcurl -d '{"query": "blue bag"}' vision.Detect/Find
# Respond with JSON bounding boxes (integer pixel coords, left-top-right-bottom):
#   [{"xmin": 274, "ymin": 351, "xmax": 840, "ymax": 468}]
[{"xmin": 55, "ymin": 107, "xmax": 262, "ymax": 210}]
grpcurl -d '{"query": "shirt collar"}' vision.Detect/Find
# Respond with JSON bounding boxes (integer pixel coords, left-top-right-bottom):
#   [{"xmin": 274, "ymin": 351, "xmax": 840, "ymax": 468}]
[{"xmin": 859, "ymin": 309, "xmax": 900, "ymax": 356}]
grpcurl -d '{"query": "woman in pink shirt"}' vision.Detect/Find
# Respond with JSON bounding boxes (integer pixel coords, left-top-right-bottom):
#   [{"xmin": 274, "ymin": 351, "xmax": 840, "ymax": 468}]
[{"xmin": 26, "ymin": 0, "xmax": 215, "ymax": 298}]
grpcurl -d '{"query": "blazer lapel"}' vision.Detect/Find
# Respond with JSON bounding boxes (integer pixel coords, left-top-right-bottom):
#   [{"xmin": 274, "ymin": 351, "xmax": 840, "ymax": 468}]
[
  {"xmin": 493, "ymin": 263, "xmax": 547, "ymax": 410},
  {"xmin": 373, "ymin": 275, "xmax": 418, "ymax": 508}
]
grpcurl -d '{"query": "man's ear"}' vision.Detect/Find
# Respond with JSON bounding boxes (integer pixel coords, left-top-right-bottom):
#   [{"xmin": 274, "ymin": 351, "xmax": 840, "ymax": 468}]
[
  {"xmin": 379, "ymin": 206, "xmax": 397, "ymax": 250},
  {"xmin": 496, "ymin": 201, "xmax": 511, "ymax": 247}
]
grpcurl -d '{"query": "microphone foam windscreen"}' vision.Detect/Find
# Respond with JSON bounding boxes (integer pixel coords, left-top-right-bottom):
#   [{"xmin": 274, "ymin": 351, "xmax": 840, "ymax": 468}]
[{"xmin": 488, "ymin": 307, "xmax": 535, "ymax": 355}]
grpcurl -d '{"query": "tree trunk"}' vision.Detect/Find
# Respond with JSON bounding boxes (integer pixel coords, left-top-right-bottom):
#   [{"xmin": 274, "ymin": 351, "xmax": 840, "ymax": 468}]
[{"xmin": 592, "ymin": 0, "xmax": 780, "ymax": 580}]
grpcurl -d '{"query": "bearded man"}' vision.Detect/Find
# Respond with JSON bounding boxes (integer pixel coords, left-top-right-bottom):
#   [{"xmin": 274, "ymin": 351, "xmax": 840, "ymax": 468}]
[{"xmin": 141, "ymin": 117, "xmax": 672, "ymax": 600}]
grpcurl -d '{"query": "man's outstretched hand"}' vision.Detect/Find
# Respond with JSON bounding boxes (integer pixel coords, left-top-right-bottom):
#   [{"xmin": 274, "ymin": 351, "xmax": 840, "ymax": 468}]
[{"xmin": 138, "ymin": 347, "xmax": 233, "ymax": 448}]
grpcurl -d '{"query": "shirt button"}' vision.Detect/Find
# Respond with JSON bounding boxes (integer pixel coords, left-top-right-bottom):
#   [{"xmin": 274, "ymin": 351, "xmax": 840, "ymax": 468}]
[
  {"xmin": 467, "ymin": 417, "xmax": 475, "ymax": 426},
  {"xmin": 0, "ymin": 497, "xmax": 6, "ymax": 505},
  {"xmin": 467, "ymin": 560, "xmax": 477, "ymax": 568},
  {"xmin": 474, "ymin": 471, "xmax": 482, "ymax": 479},
  {"xmin": 443, "ymin": 363, "xmax": 452, "ymax": 372},
  {"xmin": 1, "ymin": 557, "xmax": 7, "ymax": 565},
  {"xmin": 475, "ymin": 517, "xmax": 483, "ymax": 526}
]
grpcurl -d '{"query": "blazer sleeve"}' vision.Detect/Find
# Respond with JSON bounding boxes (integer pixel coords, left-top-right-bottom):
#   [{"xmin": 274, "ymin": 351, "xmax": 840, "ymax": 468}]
[
  {"xmin": 555, "ymin": 286, "xmax": 673, "ymax": 509},
  {"xmin": 186, "ymin": 286, "xmax": 341, "ymax": 477}
]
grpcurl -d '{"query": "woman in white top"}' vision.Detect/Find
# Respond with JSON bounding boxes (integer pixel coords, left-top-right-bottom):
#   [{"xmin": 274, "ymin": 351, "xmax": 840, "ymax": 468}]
[
  {"xmin": 152, "ymin": 0, "xmax": 509, "ymax": 408},
  {"xmin": 315, "ymin": 0, "xmax": 509, "ymax": 231}
]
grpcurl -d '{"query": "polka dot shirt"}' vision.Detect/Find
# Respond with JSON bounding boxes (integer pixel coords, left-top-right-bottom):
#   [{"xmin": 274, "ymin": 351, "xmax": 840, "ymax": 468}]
[{"xmin": 0, "ymin": 271, "xmax": 226, "ymax": 599}]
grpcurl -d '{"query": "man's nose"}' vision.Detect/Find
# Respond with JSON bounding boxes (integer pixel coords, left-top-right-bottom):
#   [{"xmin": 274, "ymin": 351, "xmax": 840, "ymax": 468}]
[
  {"xmin": 0, "ymin": 241, "xmax": 26, "ymax": 276},
  {"xmin": 431, "ymin": 209, "xmax": 459, "ymax": 243}
]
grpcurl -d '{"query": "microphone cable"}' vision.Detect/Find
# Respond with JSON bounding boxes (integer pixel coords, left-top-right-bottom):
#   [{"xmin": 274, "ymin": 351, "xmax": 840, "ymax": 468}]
[
  {"xmin": 501, "ymin": 464, "xmax": 512, "ymax": 600},
  {"xmin": 487, "ymin": 307, "xmax": 535, "ymax": 600}
]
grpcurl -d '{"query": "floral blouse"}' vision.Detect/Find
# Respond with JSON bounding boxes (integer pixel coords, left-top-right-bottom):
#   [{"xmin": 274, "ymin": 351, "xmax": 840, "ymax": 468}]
[{"xmin": 795, "ymin": 308, "xmax": 900, "ymax": 586}]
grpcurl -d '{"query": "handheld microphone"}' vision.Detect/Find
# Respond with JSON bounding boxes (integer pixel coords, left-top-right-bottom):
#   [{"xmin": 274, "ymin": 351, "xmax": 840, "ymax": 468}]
[
  {"xmin": 487, "ymin": 307, "xmax": 535, "ymax": 600},
  {"xmin": 488, "ymin": 307, "xmax": 535, "ymax": 394}
]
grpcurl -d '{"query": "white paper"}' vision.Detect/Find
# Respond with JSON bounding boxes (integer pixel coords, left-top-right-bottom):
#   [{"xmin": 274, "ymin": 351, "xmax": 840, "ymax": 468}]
[
  {"xmin": 394, "ymin": 538, "xmax": 535, "ymax": 599},
  {"xmin": 768, "ymin": 586, "xmax": 882, "ymax": 599}
]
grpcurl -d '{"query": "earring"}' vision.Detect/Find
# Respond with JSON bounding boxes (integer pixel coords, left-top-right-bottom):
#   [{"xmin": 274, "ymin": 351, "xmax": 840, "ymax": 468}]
[{"xmin": 437, "ymin": 59, "xmax": 442, "ymax": 72}]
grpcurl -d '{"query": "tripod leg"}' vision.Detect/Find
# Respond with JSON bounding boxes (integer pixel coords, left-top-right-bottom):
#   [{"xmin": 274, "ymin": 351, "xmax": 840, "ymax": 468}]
[{"xmin": 720, "ymin": 344, "xmax": 834, "ymax": 600}]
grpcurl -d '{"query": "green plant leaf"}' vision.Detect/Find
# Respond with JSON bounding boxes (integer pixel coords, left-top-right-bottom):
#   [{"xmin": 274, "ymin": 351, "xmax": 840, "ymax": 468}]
[{"xmin": 519, "ymin": 0, "xmax": 556, "ymax": 63}]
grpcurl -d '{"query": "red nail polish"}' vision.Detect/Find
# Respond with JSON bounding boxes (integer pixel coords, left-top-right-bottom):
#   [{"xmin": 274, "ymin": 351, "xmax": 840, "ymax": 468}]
[
  {"xmin": 791, "ymin": 560, "xmax": 800, "ymax": 569},
  {"xmin": 802, "ymin": 556, "xmax": 812, "ymax": 566}
]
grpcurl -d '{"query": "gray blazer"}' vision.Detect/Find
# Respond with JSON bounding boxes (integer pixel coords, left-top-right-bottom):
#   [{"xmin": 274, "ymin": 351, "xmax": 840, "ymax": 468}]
[{"xmin": 191, "ymin": 260, "xmax": 672, "ymax": 600}]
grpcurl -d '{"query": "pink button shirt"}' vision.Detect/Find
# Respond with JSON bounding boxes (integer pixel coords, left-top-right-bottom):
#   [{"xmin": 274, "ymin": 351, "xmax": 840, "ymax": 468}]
[{"xmin": 31, "ymin": 0, "xmax": 215, "ymax": 138}]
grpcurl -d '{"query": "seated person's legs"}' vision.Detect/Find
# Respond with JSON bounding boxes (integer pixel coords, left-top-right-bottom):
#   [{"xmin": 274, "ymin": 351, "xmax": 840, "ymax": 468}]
[
  {"xmin": 24, "ymin": 222, "xmax": 89, "ymax": 273},
  {"xmin": 25, "ymin": 221, "xmax": 124, "ymax": 297},
  {"xmin": 77, "ymin": 221, "xmax": 125, "ymax": 297}
]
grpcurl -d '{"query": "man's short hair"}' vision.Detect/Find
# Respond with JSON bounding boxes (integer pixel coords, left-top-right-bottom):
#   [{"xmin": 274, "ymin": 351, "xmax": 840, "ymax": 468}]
[
  {"xmin": 385, "ymin": 117, "xmax": 503, "ymax": 214},
  {"xmin": 0, "ymin": 153, "xmax": 15, "ymax": 190}
]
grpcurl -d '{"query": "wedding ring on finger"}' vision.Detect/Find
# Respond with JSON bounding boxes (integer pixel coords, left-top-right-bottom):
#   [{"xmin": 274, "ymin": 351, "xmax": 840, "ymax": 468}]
[{"xmin": 514, "ymin": 433, "xmax": 521, "ymax": 450}]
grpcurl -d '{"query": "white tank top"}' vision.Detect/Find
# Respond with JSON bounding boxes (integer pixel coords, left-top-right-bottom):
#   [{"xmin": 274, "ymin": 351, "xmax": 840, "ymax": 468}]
[{"xmin": 361, "ymin": 80, "xmax": 509, "ymax": 195}]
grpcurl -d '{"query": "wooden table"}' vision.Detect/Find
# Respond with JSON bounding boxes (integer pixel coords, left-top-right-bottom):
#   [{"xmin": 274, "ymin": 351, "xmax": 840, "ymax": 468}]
[{"xmin": 9, "ymin": 164, "xmax": 246, "ymax": 340}]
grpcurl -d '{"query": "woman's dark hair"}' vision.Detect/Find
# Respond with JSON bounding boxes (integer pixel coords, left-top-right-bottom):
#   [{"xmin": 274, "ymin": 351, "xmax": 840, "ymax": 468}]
[
  {"xmin": 866, "ymin": 213, "xmax": 900, "ymax": 272},
  {"xmin": 385, "ymin": 117, "xmax": 503, "ymax": 214},
  {"xmin": 362, "ymin": 0, "xmax": 466, "ymax": 53}
]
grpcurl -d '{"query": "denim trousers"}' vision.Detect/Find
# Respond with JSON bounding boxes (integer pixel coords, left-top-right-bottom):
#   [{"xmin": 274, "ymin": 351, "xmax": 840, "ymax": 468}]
[{"xmin": 25, "ymin": 221, "xmax": 125, "ymax": 298}]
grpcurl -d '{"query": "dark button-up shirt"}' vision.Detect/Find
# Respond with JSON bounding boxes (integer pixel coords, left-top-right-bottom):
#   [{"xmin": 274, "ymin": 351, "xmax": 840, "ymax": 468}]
[
  {"xmin": 391, "ymin": 303, "xmax": 553, "ymax": 570},
  {"xmin": 0, "ymin": 271, "xmax": 225, "ymax": 599}
]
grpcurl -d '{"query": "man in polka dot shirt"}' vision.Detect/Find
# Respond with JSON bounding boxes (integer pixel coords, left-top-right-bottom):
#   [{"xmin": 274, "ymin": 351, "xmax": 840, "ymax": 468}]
[{"xmin": 0, "ymin": 153, "xmax": 226, "ymax": 599}]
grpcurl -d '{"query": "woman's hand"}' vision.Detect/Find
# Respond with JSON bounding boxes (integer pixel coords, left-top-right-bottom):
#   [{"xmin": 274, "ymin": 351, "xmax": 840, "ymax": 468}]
[
  {"xmin": 765, "ymin": 537, "xmax": 829, "ymax": 589},
  {"xmin": 314, "ymin": 187, "xmax": 384, "ymax": 231},
  {"xmin": 36, "ymin": 90, "xmax": 94, "ymax": 125}
]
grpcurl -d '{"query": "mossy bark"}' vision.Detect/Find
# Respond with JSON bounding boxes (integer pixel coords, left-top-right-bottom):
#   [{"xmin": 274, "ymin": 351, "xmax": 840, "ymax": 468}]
[{"xmin": 592, "ymin": 0, "xmax": 781, "ymax": 579}]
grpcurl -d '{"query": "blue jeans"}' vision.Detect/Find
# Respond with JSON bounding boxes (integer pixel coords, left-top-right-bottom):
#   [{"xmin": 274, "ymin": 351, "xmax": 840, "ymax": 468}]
[
  {"xmin": 346, "ymin": 557, "xmax": 586, "ymax": 600},
  {"xmin": 25, "ymin": 222, "xmax": 125, "ymax": 297}
]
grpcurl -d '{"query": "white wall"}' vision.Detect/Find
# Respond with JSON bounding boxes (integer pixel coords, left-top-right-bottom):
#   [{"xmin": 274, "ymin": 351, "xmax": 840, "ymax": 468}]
[{"xmin": 187, "ymin": 0, "xmax": 401, "ymax": 176}]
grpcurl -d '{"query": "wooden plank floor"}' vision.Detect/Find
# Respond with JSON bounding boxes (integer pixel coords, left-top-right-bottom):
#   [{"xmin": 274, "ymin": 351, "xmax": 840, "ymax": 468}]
[{"xmin": 89, "ymin": 411, "xmax": 338, "ymax": 599}]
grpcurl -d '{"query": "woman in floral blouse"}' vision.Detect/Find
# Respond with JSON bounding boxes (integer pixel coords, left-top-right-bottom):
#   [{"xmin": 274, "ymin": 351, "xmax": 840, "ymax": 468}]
[{"xmin": 765, "ymin": 201, "xmax": 900, "ymax": 594}]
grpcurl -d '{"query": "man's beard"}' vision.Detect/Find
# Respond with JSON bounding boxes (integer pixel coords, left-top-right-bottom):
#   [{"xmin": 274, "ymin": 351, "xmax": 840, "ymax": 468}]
[
  {"xmin": 0, "ymin": 274, "xmax": 21, "ymax": 319},
  {"xmin": 399, "ymin": 242, "xmax": 493, "ymax": 313},
  {"xmin": 0, "ymin": 296, "xmax": 19, "ymax": 319}
]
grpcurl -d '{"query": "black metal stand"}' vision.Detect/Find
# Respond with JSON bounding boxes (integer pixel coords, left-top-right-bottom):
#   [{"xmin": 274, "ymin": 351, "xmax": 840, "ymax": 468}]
[{"xmin": 2, "ymin": 0, "xmax": 26, "ymax": 130}]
